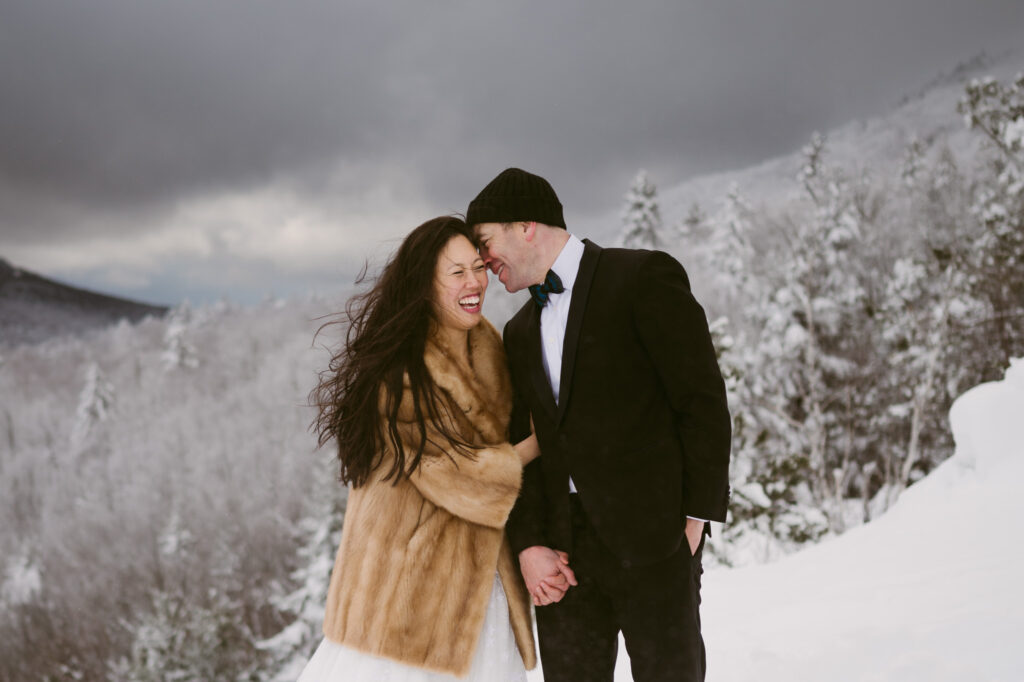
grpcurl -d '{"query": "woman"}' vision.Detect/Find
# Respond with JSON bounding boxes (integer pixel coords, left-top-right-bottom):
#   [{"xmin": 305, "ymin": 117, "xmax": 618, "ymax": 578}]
[{"xmin": 300, "ymin": 216, "xmax": 538, "ymax": 681}]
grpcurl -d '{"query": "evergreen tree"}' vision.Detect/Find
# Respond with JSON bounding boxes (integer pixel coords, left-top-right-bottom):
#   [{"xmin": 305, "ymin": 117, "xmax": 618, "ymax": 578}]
[
  {"xmin": 737, "ymin": 134, "xmax": 876, "ymax": 533},
  {"xmin": 110, "ymin": 588, "xmax": 260, "ymax": 682},
  {"xmin": 678, "ymin": 201, "xmax": 707, "ymax": 240},
  {"xmin": 900, "ymin": 136, "xmax": 926, "ymax": 188},
  {"xmin": 874, "ymin": 257, "xmax": 961, "ymax": 504},
  {"xmin": 957, "ymin": 74, "xmax": 1024, "ymax": 379},
  {"xmin": 710, "ymin": 183, "xmax": 757, "ymax": 295},
  {"xmin": 162, "ymin": 301, "xmax": 199, "ymax": 371},
  {"xmin": 620, "ymin": 170, "xmax": 662, "ymax": 249},
  {"xmin": 868, "ymin": 141, "xmax": 979, "ymax": 510},
  {"xmin": 70, "ymin": 362, "xmax": 115, "ymax": 453},
  {"xmin": 1, "ymin": 549, "xmax": 41, "ymax": 608},
  {"xmin": 257, "ymin": 461, "xmax": 346, "ymax": 682},
  {"xmin": 959, "ymin": 73, "xmax": 1024, "ymax": 164}
]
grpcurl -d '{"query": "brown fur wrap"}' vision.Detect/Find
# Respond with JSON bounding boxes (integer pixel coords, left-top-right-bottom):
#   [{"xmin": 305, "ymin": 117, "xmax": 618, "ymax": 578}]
[{"xmin": 321, "ymin": 318, "xmax": 536, "ymax": 675}]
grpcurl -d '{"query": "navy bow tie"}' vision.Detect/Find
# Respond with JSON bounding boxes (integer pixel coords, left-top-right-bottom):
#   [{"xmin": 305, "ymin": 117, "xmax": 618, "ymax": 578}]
[{"xmin": 529, "ymin": 270, "xmax": 565, "ymax": 307}]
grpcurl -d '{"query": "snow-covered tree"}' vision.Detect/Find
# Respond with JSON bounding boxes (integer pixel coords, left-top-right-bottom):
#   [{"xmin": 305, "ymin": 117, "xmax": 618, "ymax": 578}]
[
  {"xmin": 162, "ymin": 301, "xmax": 199, "ymax": 370},
  {"xmin": 901, "ymin": 137, "xmax": 926, "ymax": 188},
  {"xmin": 864, "ymin": 141, "xmax": 983, "ymax": 510},
  {"xmin": 956, "ymin": 73, "xmax": 1024, "ymax": 382},
  {"xmin": 703, "ymin": 316, "xmax": 831, "ymax": 565},
  {"xmin": 70, "ymin": 362, "xmax": 115, "ymax": 452},
  {"xmin": 257, "ymin": 467, "xmax": 345, "ymax": 682},
  {"xmin": 0, "ymin": 295, "xmax": 329, "ymax": 680},
  {"xmin": 736, "ymin": 134, "xmax": 877, "ymax": 533},
  {"xmin": 959, "ymin": 73, "xmax": 1024, "ymax": 164},
  {"xmin": 1, "ymin": 549, "xmax": 41, "ymax": 608},
  {"xmin": 873, "ymin": 258, "xmax": 961, "ymax": 505},
  {"xmin": 110, "ymin": 588, "xmax": 260, "ymax": 682},
  {"xmin": 619, "ymin": 170, "xmax": 662, "ymax": 249},
  {"xmin": 708, "ymin": 183, "xmax": 757, "ymax": 295},
  {"xmin": 677, "ymin": 201, "xmax": 707, "ymax": 240}
]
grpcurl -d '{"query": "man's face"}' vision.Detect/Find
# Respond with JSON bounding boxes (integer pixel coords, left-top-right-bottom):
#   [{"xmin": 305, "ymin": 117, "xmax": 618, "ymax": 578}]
[{"xmin": 473, "ymin": 222, "xmax": 538, "ymax": 293}]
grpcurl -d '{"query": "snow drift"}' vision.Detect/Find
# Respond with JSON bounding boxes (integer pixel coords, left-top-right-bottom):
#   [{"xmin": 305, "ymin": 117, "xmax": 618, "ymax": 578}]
[{"xmin": 700, "ymin": 357, "xmax": 1024, "ymax": 681}]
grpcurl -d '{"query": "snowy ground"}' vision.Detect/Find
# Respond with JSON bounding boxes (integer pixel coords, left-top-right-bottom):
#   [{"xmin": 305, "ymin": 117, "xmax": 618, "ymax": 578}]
[{"xmin": 529, "ymin": 359, "xmax": 1024, "ymax": 681}]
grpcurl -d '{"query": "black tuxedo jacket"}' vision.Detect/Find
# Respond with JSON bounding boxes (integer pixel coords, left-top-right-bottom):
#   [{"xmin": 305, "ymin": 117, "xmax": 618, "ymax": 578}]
[{"xmin": 503, "ymin": 241, "xmax": 731, "ymax": 566}]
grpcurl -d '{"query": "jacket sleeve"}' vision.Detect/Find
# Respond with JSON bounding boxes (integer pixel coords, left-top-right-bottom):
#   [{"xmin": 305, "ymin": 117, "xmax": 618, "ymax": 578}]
[
  {"xmin": 395, "ymin": 418, "xmax": 523, "ymax": 529},
  {"xmin": 502, "ymin": 320, "xmax": 550, "ymax": 554},
  {"xmin": 631, "ymin": 250, "xmax": 732, "ymax": 522},
  {"xmin": 507, "ymin": 459, "xmax": 548, "ymax": 554}
]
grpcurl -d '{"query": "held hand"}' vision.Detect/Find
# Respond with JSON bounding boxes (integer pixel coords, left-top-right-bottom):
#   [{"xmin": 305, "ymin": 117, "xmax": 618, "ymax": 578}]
[
  {"xmin": 535, "ymin": 549, "xmax": 576, "ymax": 604},
  {"xmin": 537, "ymin": 550, "xmax": 574, "ymax": 590},
  {"xmin": 685, "ymin": 518, "xmax": 704, "ymax": 556},
  {"xmin": 554, "ymin": 549, "xmax": 575, "ymax": 584},
  {"xmin": 519, "ymin": 546, "xmax": 577, "ymax": 606}
]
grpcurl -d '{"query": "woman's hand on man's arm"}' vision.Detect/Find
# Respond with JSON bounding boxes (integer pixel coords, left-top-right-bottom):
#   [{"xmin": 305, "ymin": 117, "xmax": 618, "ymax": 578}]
[{"xmin": 513, "ymin": 432, "xmax": 540, "ymax": 465}]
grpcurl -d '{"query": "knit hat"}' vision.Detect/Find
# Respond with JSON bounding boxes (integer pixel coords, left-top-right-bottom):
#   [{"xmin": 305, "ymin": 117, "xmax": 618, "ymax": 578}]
[{"xmin": 466, "ymin": 168, "xmax": 566, "ymax": 228}]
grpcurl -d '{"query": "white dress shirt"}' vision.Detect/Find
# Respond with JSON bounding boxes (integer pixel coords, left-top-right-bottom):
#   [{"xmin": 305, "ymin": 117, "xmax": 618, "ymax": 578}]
[{"xmin": 538, "ymin": 234, "xmax": 585, "ymax": 493}]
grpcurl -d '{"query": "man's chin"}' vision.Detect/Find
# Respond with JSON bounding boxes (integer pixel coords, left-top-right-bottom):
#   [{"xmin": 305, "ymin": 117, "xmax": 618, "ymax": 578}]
[{"xmin": 496, "ymin": 271, "xmax": 520, "ymax": 294}]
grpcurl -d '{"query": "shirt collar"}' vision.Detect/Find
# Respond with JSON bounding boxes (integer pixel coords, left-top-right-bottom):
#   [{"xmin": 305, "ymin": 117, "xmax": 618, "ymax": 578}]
[{"xmin": 549, "ymin": 234, "xmax": 585, "ymax": 294}]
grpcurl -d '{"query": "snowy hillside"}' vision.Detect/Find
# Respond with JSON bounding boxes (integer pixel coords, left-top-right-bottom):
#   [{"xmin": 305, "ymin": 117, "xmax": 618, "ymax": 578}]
[
  {"xmin": 584, "ymin": 48, "xmax": 1022, "ymax": 252},
  {"xmin": 525, "ymin": 358, "xmax": 1024, "ymax": 681},
  {"xmin": 700, "ymin": 358, "xmax": 1024, "ymax": 681},
  {"xmin": 0, "ymin": 257, "xmax": 167, "ymax": 347}
]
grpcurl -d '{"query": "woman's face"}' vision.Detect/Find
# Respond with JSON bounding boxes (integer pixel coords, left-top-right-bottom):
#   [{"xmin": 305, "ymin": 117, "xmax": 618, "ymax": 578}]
[{"xmin": 433, "ymin": 235, "xmax": 488, "ymax": 333}]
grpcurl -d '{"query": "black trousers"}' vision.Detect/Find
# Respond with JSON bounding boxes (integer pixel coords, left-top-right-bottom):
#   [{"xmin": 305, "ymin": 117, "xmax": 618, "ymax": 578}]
[{"xmin": 535, "ymin": 494, "xmax": 706, "ymax": 682}]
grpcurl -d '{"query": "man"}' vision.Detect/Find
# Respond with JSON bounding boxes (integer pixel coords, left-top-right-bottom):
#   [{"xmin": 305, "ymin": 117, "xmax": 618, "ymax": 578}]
[{"xmin": 466, "ymin": 168, "xmax": 731, "ymax": 682}]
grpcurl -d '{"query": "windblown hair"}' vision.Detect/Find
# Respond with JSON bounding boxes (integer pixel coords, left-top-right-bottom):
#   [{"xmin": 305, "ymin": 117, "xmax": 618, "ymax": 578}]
[{"xmin": 311, "ymin": 216, "xmax": 476, "ymax": 488}]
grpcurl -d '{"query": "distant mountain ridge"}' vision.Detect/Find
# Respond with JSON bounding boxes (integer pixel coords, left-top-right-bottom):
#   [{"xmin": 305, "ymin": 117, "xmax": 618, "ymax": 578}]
[
  {"xmin": 585, "ymin": 48, "xmax": 1022, "ymax": 247},
  {"xmin": 576, "ymin": 48, "xmax": 1023, "ymax": 315},
  {"xmin": 0, "ymin": 257, "xmax": 167, "ymax": 347}
]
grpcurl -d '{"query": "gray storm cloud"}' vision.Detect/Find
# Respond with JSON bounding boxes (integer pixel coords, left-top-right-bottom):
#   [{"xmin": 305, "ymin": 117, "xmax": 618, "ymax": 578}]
[{"xmin": 1, "ymin": 0, "xmax": 1021, "ymax": 302}]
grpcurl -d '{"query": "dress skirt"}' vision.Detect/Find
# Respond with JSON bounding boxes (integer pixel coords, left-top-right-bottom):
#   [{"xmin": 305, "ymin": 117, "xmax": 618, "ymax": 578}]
[{"xmin": 297, "ymin": 574, "xmax": 526, "ymax": 681}]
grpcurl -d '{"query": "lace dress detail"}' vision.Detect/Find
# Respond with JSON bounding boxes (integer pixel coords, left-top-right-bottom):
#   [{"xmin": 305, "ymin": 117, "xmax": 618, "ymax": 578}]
[{"xmin": 297, "ymin": 574, "xmax": 526, "ymax": 682}]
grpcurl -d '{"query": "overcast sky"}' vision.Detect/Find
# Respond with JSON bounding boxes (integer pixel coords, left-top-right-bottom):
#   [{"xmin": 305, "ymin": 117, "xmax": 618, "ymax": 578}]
[{"xmin": 1, "ymin": 0, "xmax": 1022, "ymax": 305}]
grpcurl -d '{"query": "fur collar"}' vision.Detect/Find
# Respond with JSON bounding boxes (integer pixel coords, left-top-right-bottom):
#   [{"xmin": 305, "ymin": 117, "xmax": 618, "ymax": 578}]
[{"xmin": 423, "ymin": 318, "xmax": 512, "ymax": 444}]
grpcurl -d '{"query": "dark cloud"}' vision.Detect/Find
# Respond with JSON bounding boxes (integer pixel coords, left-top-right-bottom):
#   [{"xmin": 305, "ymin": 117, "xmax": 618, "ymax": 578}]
[
  {"xmin": 1, "ymin": 0, "xmax": 1021, "ymax": 300},
  {"xmin": 1, "ymin": 1, "xmax": 397, "ymax": 210}
]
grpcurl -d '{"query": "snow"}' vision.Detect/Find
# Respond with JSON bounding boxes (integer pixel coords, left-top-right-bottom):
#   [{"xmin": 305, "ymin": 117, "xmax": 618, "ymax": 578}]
[
  {"xmin": 528, "ymin": 358, "xmax": 1024, "ymax": 681},
  {"xmin": 1003, "ymin": 116, "xmax": 1024, "ymax": 150}
]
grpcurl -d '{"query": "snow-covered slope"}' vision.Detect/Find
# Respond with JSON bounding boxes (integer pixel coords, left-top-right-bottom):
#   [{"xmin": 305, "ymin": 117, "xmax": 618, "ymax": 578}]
[
  {"xmin": 527, "ymin": 359, "xmax": 1024, "ymax": 680},
  {"xmin": 699, "ymin": 358, "xmax": 1024, "ymax": 681},
  {"xmin": 0, "ymin": 257, "xmax": 167, "ymax": 347},
  {"xmin": 584, "ymin": 49, "xmax": 1023, "ymax": 248}
]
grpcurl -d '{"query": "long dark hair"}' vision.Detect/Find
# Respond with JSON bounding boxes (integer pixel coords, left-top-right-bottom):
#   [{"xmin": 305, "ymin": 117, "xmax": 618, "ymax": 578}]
[{"xmin": 311, "ymin": 216, "xmax": 476, "ymax": 487}]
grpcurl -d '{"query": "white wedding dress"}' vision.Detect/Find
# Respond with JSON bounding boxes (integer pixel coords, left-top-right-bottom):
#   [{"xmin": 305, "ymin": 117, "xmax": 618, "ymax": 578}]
[{"xmin": 297, "ymin": 574, "xmax": 526, "ymax": 682}]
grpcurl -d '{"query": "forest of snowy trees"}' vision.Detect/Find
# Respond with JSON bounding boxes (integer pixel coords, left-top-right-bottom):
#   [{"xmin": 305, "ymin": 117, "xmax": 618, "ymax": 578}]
[
  {"xmin": 0, "ymin": 74, "xmax": 1021, "ymax": 680},
  {"xmin": 620, "ymin": 73, "xmax": 1024, "ymax": 563},
  {"xmin": 0, "ymin": 298, "xmax": 341, "ymax": 681}
]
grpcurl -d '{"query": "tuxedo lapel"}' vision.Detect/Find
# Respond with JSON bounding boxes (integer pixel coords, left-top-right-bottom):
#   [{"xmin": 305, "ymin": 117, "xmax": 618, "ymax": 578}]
[
  {"xmin": 556, "ymin": 240, "xmax": 601, "ymax": 424},
  {"xmin": 524, "ymin": 302, "xmax": 558, "ymax": 419}
]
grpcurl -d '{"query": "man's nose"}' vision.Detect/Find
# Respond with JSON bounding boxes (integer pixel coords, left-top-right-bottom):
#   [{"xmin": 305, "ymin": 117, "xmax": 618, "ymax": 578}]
[{"xmin": 479, "ymin": 249, "xmax": 496, "ymax": 271}]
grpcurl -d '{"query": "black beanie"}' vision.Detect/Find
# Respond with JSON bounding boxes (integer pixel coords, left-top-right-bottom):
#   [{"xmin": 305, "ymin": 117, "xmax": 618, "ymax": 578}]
[{"xmin": 466, "ymin": 168, "xmax": 566, "ymax": 228}]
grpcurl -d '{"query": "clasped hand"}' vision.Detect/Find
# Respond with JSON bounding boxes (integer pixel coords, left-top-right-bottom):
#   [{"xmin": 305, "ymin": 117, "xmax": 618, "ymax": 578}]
[{"xmin": 518, "ymin": 545, "xmax": 578, "ymax": 606}]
